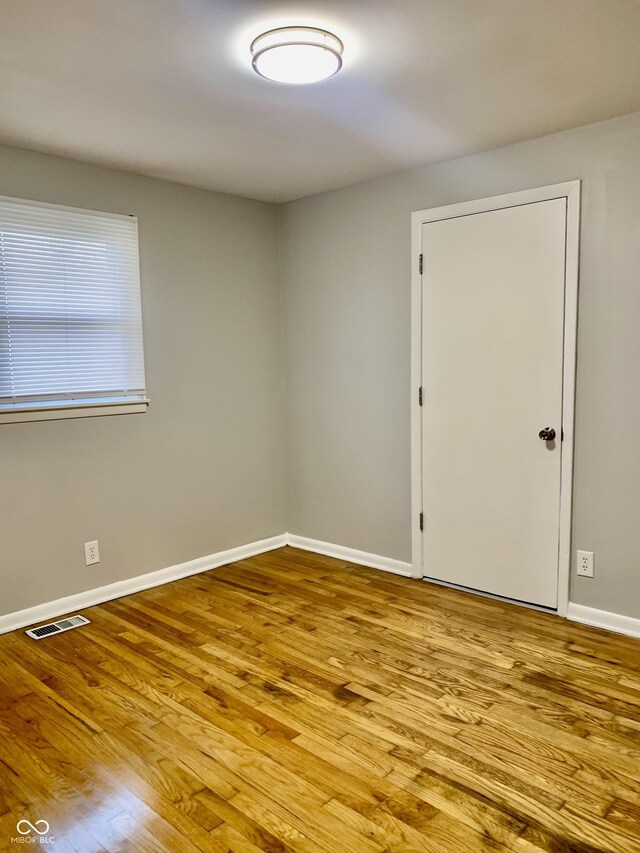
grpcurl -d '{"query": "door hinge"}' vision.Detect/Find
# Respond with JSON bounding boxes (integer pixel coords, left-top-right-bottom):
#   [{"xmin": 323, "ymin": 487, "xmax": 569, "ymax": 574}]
[
  {"xmin": 418, "ymin": 386, "xmax": 423, "ymax": 406},
  {"xmin": 419, "ymin": 512, "xmax": 424, "ymax": 532},
  {"xmin": 561, "ymin": 427, "xmax": 564, "ymax": 441},
  {"xmin": 418, "ymin": 254, "xmax": 423, "ymax": 275}
]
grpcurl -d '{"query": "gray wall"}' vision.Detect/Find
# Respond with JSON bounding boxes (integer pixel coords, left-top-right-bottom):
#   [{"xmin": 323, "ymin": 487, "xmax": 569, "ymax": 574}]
[
  {"xmin": 0, "ymin": 145, "xmax": 285, "ymax": 616},
  {"xmin": 3, "ymin": 111, "xmax": 640, "ymax": 622},
  {"xmin": 280, "ymin": 111, "xmax": 640, "ymax": 620}
]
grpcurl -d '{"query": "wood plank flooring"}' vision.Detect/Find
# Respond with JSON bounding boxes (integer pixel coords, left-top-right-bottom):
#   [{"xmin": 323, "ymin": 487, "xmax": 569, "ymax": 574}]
[{"xmin": 0, "ymin": 546, "xmax": 639, "ymax": 852}]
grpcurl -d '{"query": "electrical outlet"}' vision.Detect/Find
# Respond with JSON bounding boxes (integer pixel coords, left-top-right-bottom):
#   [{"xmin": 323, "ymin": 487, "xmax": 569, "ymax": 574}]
[
  {"xmin": 577, "ymin": 550, "xmax": 594, "ymax": 578},
  {"xmin": 84, "ymin": 540, "xmax": 100, "ymax": 566}
]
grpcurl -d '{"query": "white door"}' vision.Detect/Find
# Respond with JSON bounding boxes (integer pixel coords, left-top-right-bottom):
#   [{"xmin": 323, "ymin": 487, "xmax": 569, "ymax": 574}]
[{"xmin": 421, "ymin": 198, "xmax": 567, "ymax": 608}]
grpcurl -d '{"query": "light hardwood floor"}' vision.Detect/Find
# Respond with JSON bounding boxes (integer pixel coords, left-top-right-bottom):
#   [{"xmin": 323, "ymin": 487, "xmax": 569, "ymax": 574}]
[{"xmin": 1, "ymin": 546, "xmax": 639, "ymax": 852}]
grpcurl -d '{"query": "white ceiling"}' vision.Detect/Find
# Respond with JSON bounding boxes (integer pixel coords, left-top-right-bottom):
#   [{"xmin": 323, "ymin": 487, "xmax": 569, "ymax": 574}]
[{"xmin": 2, "ymin": 0, "xmax": 640, "ymax": 202}]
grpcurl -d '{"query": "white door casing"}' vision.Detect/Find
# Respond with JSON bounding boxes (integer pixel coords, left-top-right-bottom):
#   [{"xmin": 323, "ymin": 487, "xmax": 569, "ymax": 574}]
[{"xmin": 411, "ymin": 183, "xmax": 580, "ymax": 614}]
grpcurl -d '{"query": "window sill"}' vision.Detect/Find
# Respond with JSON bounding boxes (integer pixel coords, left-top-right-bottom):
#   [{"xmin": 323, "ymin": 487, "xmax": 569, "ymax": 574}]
[{"xmin": 0, "ymin": 399, "xmax": 149, "ymax": 425}]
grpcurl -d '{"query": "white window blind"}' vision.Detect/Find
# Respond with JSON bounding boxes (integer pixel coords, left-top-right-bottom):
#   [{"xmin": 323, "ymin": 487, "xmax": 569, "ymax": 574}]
[{"xmin": 0, "ymin": 195, "xmax": 147, "ymax": 422}]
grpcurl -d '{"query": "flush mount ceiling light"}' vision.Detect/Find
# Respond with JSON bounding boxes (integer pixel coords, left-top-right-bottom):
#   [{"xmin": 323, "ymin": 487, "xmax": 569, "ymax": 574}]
[{"xmin": 251, "ymin": 27, "xmax": 343, "ymax": 84}]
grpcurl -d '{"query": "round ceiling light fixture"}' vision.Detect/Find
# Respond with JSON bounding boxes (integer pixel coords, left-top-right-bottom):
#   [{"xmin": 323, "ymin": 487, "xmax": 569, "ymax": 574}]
[{"xmin": 250, "ymin": 26, "xmax": 343, "ymax": 84}]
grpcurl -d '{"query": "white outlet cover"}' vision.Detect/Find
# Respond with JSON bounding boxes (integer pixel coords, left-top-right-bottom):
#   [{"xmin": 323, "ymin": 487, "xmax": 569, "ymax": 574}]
[
  {"xmin": 84, "ymin": 540, "xmax": 100, "ymax": 565},
  {"xmin": 577, "ymin": 549, "xmax": 594, "ymax": 578}
]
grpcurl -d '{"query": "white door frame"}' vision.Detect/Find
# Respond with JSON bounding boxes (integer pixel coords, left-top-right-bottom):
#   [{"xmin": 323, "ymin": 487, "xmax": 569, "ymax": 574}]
[{"xmin": 410, "ymin": 181, "xmax": 581, "ymax": 616}]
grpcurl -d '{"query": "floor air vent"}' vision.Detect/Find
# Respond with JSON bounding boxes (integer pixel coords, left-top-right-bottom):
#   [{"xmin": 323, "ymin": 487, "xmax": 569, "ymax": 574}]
[{"xmin": 26, "ymin": 614, "xmax": 90, "ymax": 640}]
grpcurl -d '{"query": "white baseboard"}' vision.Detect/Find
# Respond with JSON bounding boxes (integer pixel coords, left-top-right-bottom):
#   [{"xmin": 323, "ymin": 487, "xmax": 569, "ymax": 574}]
[
  {"xmin": 0, "ymin": 534, "xmax": 287, "ymax": 636},
  {"xmin": 22, "ymin": 532, "xmax": 634, "ymax": 640},
  {"xmin": 286, "ymin": 534, "xmax": 413, "ymax": 577},
  {"xmin": 567, "ymin": 602, "xmax": 640, "ymax": 640}
]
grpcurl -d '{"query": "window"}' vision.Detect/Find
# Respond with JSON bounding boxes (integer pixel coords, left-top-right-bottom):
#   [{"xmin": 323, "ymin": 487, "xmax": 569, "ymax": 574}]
[{"xmin": 0, "ymin": 195, "xmax": 147, "ymax": 423}]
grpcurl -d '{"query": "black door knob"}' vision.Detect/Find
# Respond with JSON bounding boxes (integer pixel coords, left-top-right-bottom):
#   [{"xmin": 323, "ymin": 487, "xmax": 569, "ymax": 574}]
[{"xmin": 539, "ymin": 427, "xmax": 556, "ymax": 441}]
